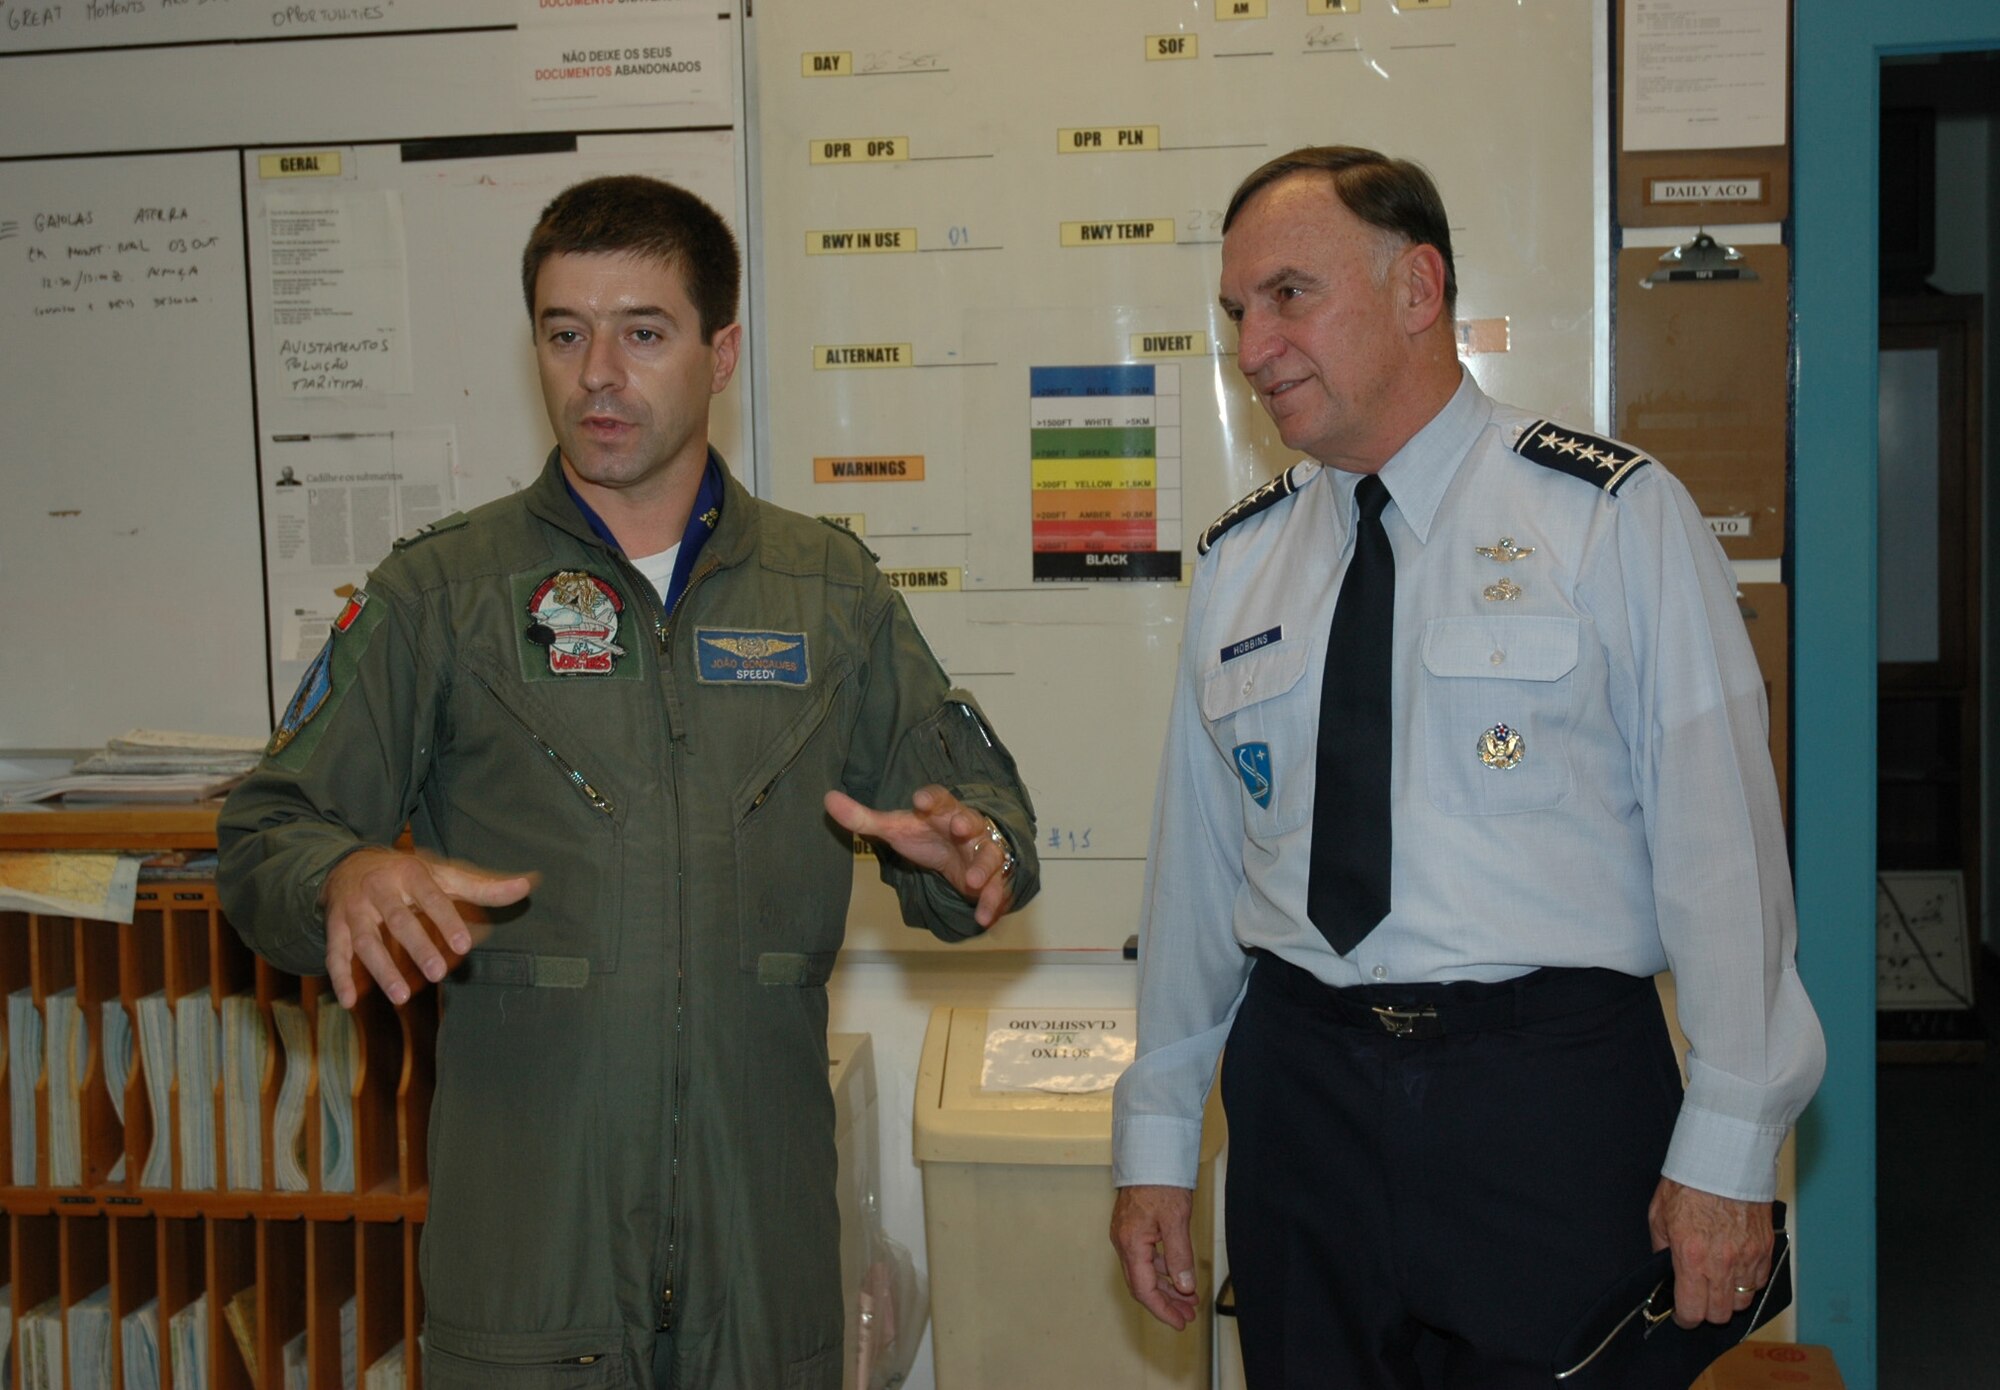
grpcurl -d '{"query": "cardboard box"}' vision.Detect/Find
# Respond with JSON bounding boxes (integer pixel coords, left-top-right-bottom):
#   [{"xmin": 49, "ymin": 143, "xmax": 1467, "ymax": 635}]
[{"xmin": 1694, "ymin": 1342, "xmax": 1845, "ymax": 1388}]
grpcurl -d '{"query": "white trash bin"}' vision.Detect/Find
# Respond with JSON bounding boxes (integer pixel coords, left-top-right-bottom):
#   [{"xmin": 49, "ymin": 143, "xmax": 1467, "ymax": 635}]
[{"xmin": 913, "ymin": 1006, "xmax": 1224, "ymax": 1388}]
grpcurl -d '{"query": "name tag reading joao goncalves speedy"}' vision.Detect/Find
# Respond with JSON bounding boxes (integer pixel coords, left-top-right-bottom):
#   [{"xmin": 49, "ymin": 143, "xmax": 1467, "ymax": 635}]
[{"xmin": 696, "ymin": 628, "xmax": 812, "ymax": 685}]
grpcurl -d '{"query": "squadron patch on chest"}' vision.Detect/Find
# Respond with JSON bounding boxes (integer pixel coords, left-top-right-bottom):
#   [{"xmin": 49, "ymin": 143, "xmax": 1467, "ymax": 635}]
[
  {"xmin": 525, "ymin": 570, "xmax": 627, "ymax": 675},
  {"xmin": 696, "ymin": 628, "xmax": 811, "ymax": 686},
  {"xmin": 1512, "ymin": 420, "xmax": 1654, "ymax": 495}
]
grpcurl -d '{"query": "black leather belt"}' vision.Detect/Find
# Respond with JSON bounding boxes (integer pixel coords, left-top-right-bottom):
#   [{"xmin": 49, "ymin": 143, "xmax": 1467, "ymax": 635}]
[{"xmin": 1250, "ymin": 948, "xmax": 1649, "ymax": 1039}]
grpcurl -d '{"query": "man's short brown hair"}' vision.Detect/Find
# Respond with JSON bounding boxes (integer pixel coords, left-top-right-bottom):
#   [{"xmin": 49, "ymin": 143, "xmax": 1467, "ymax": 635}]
[{"xmin": 521, "ymin": 175, "xmax": 741, "ymax": 342}]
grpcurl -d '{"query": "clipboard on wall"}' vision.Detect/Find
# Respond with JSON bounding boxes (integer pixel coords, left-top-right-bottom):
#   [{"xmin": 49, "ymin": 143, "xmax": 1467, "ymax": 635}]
[
  {"xmin": 1615, "ymin": 0, "xmax": 1790, "ymax": 227},
  {"xmin": 1614, "ymin": 242, "xmax": 1789, "ymax": 561}
]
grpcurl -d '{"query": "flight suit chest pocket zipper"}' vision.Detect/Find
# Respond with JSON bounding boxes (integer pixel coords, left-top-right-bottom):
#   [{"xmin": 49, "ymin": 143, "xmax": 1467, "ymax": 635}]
[
  {"xmin": 465, "ymin": 668, "xmax": 616, "ymax": 817},
  {"xmin": 458, "ymin": 663, "xmax": 625, "ymax": 973},
  {"xmin": 1421, "ymin": 615, "xmax": 1580, "ymax": 815},
  {"xmin": 734, "ymin": 664, "xmax": 855, "ymax": 971}
]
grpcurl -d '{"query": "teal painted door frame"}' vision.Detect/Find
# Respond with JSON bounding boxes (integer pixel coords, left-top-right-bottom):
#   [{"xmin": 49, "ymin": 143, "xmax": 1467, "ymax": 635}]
[{"xmin": 1795, "ymin": 4, "xmax": 2000, "ymax": 1387}]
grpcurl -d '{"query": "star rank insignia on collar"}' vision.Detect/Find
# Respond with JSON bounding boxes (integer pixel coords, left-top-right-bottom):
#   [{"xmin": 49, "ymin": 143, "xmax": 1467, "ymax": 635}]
[{"xmin": 1512, "ymin": 420, "xmax": 1654, "ymax": 495}]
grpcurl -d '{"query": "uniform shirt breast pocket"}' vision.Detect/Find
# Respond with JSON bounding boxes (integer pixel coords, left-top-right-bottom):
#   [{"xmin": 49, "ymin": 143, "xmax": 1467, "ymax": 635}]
[
  {"xmin": 1200, "ymin": 639, "xmax": 1312, "ymax": 836},
  {"xmin": 1421, "ymin": 615, "xmax": 1580, "ymax": 815}
]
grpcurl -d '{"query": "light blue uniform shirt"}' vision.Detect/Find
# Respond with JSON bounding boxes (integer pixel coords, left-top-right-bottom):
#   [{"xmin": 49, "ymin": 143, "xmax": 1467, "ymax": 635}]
[{"xmin": 1111, "ymin": 373, "xmax": 1824, "ymax": 1202}]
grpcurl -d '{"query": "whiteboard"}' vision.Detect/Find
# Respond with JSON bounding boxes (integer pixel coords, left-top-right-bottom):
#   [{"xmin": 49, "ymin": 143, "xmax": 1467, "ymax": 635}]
[
  {"xmin": 0, "ymin": 1, "xmax": 496, "ymax": 54},
  {"xmin": 0, "ymin": 6, "xmax": 749, "ymax": 750},
  {"xmin": 0, "ymin": 151, "xmax": 268, "ymax": 748},
  {"xmin": 750, "ymin": 0, "xmax": 1603, "ymax": 951}
]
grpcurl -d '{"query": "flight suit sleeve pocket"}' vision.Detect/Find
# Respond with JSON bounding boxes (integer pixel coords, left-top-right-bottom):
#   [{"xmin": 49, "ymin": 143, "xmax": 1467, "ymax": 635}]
[
  {"xmin": 1199, "ymin": 640, "xmax": 1312, "ymax": 835},
  {"xmin": 1421, "ymin": 616, "xmax": 1579, "ymax": 815}
]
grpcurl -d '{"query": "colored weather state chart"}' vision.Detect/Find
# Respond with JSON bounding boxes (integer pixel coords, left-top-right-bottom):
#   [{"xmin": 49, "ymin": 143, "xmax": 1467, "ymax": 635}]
[{"xmin": 1029, "ymin": 364, "xmax": 1182, "ymax": 582}]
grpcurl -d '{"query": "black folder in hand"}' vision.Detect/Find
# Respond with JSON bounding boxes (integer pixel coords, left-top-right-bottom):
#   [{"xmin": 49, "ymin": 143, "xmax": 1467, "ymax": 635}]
[{"xmin": 1551, "ymin": 1202, "xmax": 1792, "ymax": 1388}]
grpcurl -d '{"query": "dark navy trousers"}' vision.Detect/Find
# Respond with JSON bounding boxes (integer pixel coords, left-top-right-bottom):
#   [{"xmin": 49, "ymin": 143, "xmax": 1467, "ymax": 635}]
[{"xmin": 1221, "ymin": 955, "xmax": 1684, "ymax": 1388}]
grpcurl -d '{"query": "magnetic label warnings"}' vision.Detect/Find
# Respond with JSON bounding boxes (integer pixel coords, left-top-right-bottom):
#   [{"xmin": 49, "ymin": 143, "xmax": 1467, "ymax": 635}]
[{"xmin": 814, "ymin": 456, "xmax": 925, "ymax": 482}]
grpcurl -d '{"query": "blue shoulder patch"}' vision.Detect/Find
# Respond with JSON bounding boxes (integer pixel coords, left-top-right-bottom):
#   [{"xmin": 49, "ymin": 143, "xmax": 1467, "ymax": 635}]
[
  {"xmin": 1198, "ymin": 463, "xmax": 1311, "ymax": 556},
  {"xmin": 1512, "ymin": 420, "xmax": 1653, "ymax": 495}
]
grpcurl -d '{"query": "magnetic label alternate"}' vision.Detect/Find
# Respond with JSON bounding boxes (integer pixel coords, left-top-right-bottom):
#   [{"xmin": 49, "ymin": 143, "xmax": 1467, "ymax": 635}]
[
  {"xmin": 526, "ymin": 571, "xmax": 627, "ymax": 676},
  {"xmin": 696, "ymin": 628, "xmax": 811, "ymax": 685}
]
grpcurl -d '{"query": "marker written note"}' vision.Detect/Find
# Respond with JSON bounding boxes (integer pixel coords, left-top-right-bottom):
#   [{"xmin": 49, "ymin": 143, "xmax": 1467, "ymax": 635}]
[{"xmin": 15, "ymin": 204, "xmax": 225, "ymax": 321}]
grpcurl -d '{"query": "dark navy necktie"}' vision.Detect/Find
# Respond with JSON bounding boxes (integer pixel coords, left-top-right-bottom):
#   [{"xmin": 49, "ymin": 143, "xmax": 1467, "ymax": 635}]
[{"xmin": 1307, "ymin": 473, "xmax": 1394, "ymax": 954}]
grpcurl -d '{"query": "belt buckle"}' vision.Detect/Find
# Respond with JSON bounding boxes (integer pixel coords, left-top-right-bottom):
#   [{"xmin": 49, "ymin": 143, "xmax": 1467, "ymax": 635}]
[{"xmin": 1372, "ymin": 1004, "xmax": 1440, "ymax": 1038}]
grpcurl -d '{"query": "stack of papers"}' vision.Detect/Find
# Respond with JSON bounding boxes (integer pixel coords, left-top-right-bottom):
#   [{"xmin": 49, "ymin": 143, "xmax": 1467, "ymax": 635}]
[
  {"xmin": 222, "ymin": 994, "xmax": 268, "ymax": 1190},
  {"xmin": 19, "ymin": 1294, "xmax": 62, "ymax": 1390},
  {"xmin": 8, "ymin": 987, "xmax": 42, "ymax": 1185},
  {"xmin": 175, "ymin": 991, "xmax": 220, "ymax": 1191},
  {"xmin": 80, "ymin": 729, "xmax": 267, "ymax": 774},
  {"xmin": 283, "ymin": 1328, "xmax": 310, "ymax": 1390},
  {"xmin": 339, "ymin": 1295, "xmax": 358, "ymax": 1390},
  {"xmin": 44, "ymin": 988, "xmax": 86, "ymax": 1187},
  {"xmin": 136, "ymin": 991, "xmax": 176, "ymax": 1188},
  {"xmin": 169, "ymin": 1293, "xmax": 210, "ymax": 1390},
  {"xmin": 271, "ymin": 1000, "xmax": 313, "ymax": 1192},
  {"xmin": 68, "ymin": 1284, "xmax": 114, "ymax": 1390},
  {"xmin": 0, "ymin": 728, "xmax": 264, "ymax": 805},
  {"xmin": 364, "ymin": 1340, "xmax": 407, "ymax": 1390},
  {"xmin": 319, "ymin": 1007, "xmax": 360, "ymax": 1194},
  {"xmin": 222, "ymin": 1285, "xmax": 258, "ymax": 1383},
  {"xmin": 121, "ymin": 1297, "xmax": 162, "ymax": 1390},
  {"xmin": 101, "ymin": 1000, "xmax": 135, "ymax": 1183}
]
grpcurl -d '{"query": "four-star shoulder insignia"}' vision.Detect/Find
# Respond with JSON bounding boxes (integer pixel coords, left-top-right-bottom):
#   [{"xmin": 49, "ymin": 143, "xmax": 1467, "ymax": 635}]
[
  {"xmin": 1198, "ymin": 463, "xmax": 1313, "ymax": 555},
  {"xmin": 1512, "ymin": 421, "xmax": 1653, "ymax": 495}
]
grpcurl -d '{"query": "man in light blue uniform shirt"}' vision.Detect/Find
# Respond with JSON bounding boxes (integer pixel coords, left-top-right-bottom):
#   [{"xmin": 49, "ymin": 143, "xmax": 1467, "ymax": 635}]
[{"xmin": 1109, "ymin": 147, "xmax": 1823, "ymax": 1386}]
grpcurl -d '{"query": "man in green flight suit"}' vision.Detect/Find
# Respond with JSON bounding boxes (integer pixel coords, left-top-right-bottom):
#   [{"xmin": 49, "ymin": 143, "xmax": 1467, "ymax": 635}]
[{"xmin": 218, "ymin": 175, "xmax": 1040, "ymax": 1389}]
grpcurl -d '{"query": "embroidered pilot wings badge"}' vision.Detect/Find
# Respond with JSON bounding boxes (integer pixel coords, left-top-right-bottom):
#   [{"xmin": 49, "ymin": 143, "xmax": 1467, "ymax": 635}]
[{"xmin": 703, "ymin": 634, "xmax": 802, "ymax": 660}]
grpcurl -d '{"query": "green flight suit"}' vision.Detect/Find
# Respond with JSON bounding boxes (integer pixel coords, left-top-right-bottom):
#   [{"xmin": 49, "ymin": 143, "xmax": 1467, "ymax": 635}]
[{"xmin": 218, "ymin": 451, "xmax": 1039, "ymax": 1389}]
